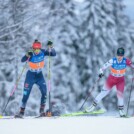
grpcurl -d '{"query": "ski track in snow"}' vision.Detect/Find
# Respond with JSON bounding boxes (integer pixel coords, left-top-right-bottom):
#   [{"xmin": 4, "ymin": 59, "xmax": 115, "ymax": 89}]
[{"xmin": 0, "ymin": 116, "xmax": 134, "ymax": 134}]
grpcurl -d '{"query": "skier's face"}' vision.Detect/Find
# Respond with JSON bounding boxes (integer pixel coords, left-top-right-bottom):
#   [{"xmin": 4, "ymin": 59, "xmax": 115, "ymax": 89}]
[
  {"xmin": 117, "ymin": 55, "xmax": 123, "ymax": 61},
  {"xmin": 33, "ymin": 49, "xmax": 40, "ymax": 55}
]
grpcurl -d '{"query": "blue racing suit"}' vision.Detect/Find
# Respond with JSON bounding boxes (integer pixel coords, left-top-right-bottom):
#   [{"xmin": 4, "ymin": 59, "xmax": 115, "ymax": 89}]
[{"xmin": 20, "ymin": 48, "xmax": 56, "ymax": 108}]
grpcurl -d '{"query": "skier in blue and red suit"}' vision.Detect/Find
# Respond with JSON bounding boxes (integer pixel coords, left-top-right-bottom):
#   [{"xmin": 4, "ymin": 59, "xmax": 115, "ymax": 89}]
[{"xmin": 17, "ymin": 40, "xmax": 56, "ymax": 117}]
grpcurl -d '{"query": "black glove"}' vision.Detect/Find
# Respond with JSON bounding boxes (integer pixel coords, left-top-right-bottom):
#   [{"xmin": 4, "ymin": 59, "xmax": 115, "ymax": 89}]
[
  {"xmin": 98, "ymin": 73, "xmax": 104, "ymax": 78},
  {"xmin": 47, "ymin": 40, "xmax": 53, "ymax": 48},
  {"xmin": 26, "ymin": 50, "xmax": 33, "ymax": 57}
]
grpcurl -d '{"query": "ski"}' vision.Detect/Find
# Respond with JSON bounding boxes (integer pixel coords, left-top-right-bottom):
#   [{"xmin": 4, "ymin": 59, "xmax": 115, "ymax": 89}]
[
  {"xmin": 116, "ymin": 115, "xmax": 133, "ymax": 118},
  {"xmin": 14, "ymin": 114, "xmax": 24, "ymax": 119},
  {"xmin": 34, "ymin": 113, "xmax": 48, "ymax": 118},
  {"xmin": 61, "ymin": 109, "xmax": 105, "ymax": 117},
  {"xmin": 0, "ymin": 115, "xmax": 133, "ymax": 119},
  {"xmin": 0, "ymin": 110, "xmax": 104, "ymax": 119},
  {"xmin": 0, "ymin": 111, "xmax": 133, "ymax": 119},
  {"xmin": 0, "ymin": 116, "xmax": 15, "ymax": 119}
]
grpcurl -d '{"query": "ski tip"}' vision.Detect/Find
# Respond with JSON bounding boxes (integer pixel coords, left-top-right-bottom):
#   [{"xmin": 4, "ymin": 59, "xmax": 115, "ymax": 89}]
[{"xmin": 0, "ymin": 115, "xmax": 3, "ymax": 118}]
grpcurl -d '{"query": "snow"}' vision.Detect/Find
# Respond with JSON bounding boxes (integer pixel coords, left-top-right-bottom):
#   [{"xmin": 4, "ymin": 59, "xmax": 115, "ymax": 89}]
[{"xmin": 0, "ymin": 116, "xmax": 134, "ymax": 134}]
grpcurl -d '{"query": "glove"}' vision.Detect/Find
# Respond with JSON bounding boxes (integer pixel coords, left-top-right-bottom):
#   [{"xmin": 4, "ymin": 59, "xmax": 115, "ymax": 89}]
[
  {"xmin": 98, "ymin": 73, "xmax": 104, "ymax": 78},
  {"xmin": 26, "ymin": 50, "xmax": 33, "ymax": 57},
  {"xmin": 47, "ymin": 40, "xmax": 53, "ymax": 48}
]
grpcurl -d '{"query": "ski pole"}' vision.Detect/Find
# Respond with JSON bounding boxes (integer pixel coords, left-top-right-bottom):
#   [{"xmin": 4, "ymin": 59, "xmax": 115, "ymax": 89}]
[
  {"xmin": 47, "ymin": 49, "xmax": 52, "ymax": 117},
  {"xmin": 1, "ymin": 57, "xmax": 29, "ymax": 115},
  {"xmin": 79, "ymin": 77, "xmax": 101, "ymax": 111},
  {"xmin": 126, "ymin": 71, "xmax": 134, "ymax": 116}
]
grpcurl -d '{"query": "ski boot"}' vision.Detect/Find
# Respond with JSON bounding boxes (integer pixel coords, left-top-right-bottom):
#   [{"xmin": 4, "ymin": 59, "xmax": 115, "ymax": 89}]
[
  {"xmin": 15, "ymin": 107, "xmax": 25, "ymax": 118},
  {"xmin": 39, "ymin": 104, "xmax": 46, "ymax": 117},
  {"xmin": 118, "ymin": 106, "xmax": 126, "ymax": 117},
  {"xmin": 84, "ymin": 102, "xmax": 97, "ymax": 113}
]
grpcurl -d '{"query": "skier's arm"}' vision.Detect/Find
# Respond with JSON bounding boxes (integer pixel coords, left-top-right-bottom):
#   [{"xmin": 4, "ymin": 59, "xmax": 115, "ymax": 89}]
[
  {"xmin": 99, "ymin": 59, "xmax": 113, "ymax": 74},
  {"xmin": 21, "ymin": 50, "xmax": 33, "ymax": 62},
  {"xmin": 126, "ymin": 58, "xmax": 134, "ymax": 69},
  {"xmin": 21, "ymin": 55, "xmax": 29, "ymax": 62},
  {"xmin": 43, "ymin": 48, "xmax": 56, "ymax": 56}
]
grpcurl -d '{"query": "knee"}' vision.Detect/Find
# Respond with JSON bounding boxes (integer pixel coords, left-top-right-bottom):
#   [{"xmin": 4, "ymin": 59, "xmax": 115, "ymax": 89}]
[
  {"xmin": 117, "ymin": 90, "xmax": 123, "ymax": 98},
  {"xmin": 23, "ymin": 88, "xmax": 30, "ymax": 96},
  {"xmin": 22, "ymin": 89, "xmax": 30, "ymax": 102}
]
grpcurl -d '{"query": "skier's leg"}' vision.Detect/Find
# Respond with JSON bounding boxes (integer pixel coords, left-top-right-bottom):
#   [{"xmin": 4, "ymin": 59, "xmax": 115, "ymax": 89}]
[
  {"xmin": 95, "ymin": 75, "xmax": 115, "ymax": 103},
  {"xmin": 94, "ymin": 85, "xmax": 111, "ymax": 103},
  {"xmin": 116, "ymin": 77, "xmax": 125, "ymax": 117},
  {"xmin": 85, "ymin": 85, "xmax": 111, "ymax": 112},
  {"xmin": 85, "ymin": 75, "xmax": 114, "ymax": 112},
  {"xmin": 19, "ymin": 71, "xmax": 34, "ymax": 115},
  {"xmin": 36, "ymin": 73, "xmax": 47, "ymax": 114}
]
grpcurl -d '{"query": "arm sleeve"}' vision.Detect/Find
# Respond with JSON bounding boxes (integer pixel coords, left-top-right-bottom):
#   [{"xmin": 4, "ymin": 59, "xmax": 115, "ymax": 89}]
[
  {"xmin": 21, "ymin": 55, "xmax": 29, "ymax": 62},
  {"xmin": 126, "ymin": 58, "xmax": 134, "ymax": 69},
  {"xmin": 99, "ymin": 59, "xmax": 113, "ymax": 74},
  {"xmin": 43, "ymin": 48, "xmax": 56, "ymax": 56}
]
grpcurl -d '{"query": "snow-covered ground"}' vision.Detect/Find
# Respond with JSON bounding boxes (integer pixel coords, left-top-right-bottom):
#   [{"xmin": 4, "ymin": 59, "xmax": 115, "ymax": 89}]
[{"xmin": 0, "ymin": 116, "xmax": 134, "ymax": 134}]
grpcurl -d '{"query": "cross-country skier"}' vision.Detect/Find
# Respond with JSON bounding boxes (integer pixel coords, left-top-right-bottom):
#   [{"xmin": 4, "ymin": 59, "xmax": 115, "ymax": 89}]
[
  {"xmin": 16, "ymin": 40, "xmax": 56, "ymax": 117},
  {"xmin": 85, "ymin": 47, "xmax": 134, "ymax": 117}
]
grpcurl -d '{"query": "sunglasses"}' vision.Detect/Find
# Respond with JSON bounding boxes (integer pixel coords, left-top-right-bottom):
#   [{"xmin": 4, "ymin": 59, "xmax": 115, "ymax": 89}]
[
  {"xmin": 117, "ymin": 55, "xmax": 124, "ymax": 57},
  {"xmin": 33, "ymin": 49, "xmax": 40, "ymax": 53}
]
